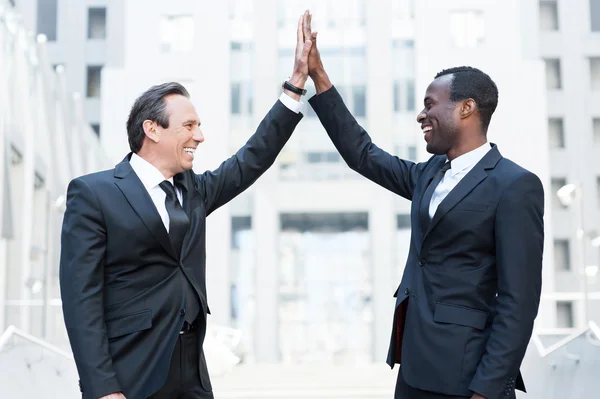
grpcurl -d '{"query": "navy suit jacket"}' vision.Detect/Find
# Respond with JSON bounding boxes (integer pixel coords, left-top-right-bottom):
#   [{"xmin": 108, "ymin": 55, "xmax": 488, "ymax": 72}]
[
  {"xmin": 59, "ymin": 100, "xmax": 302, "ymax": 399},
  {"xmin": 309, "ymin": 87, "xmax": 544, "ymax": 399}
]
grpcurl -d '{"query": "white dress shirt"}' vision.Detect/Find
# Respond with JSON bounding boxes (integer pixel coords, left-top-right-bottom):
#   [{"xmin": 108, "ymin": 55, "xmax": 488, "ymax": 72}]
[
  {"xmin": 428, "ymin": 142, "xmax": 492, "ymax": 218},
  {"xmin": 129, "ymin": 153, "xmax": 183, "ymax": 233},
  {"xmin": 279, "ymin": 92, "xmax": 303, "ymax": 114}
]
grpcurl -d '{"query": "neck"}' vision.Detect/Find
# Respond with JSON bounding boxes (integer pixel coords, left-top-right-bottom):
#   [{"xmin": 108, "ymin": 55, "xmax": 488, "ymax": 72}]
[
  {"xmin": 446, "ymin": 135, "xmax": 487, "ymax": 161},
  {"xmin": 135, "ymin": 149, "xmax": 175, "ymax": 180}
]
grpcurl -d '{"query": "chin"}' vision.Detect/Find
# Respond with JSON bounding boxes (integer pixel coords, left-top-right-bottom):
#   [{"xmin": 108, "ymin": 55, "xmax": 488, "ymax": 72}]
[{"xmin": 426, "ymin": 143, "xmax": 445, "ymax": 156}]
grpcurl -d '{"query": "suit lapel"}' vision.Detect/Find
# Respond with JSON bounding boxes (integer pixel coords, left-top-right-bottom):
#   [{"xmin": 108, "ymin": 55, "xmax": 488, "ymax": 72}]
[
  {"xmin": 421, "ymin": 145, "xmax": 502, "ymax": 242},
  {"xmin": 114, "ymin": 155, "xmax": 177, "ymax": 259}
]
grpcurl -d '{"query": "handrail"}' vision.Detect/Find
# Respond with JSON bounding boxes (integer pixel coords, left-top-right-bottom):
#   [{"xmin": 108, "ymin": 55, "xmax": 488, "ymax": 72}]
[
  {"xmin": 531, "ymin": 320, "xmax": 600, "ymax": 357},
  {"xmin": 0, "ymin": 325, "xmax": 74, "ymax": 360}
]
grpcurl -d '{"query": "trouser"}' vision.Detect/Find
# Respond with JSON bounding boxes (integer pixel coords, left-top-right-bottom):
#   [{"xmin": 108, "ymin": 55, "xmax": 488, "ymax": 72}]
[{"xmin": 148, "ymin": 319, "xmax": 213, "ymax": 399}]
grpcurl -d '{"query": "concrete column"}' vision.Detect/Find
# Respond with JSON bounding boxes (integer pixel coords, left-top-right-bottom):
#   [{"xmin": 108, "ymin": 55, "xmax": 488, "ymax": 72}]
[
  {"xmin": 366, "ymin": 0, "xmax": 396, "ymax": 362},
  {"xmin": 252, "ymin": 0, "xmax": 280, "ymax": 363},
  {"xmin": 194, "ymin": 1, "xmax": 232, "ymax": 326}
]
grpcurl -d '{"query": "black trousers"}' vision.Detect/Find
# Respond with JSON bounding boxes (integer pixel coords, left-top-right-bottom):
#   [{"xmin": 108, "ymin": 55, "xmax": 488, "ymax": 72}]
[
  {"xmin": 395, "ymin": 368, "xmax": 516, "ymax": 399},
  {"xmin": 148, "ymin": 326, "xmax": 213, "ymax": 399}
]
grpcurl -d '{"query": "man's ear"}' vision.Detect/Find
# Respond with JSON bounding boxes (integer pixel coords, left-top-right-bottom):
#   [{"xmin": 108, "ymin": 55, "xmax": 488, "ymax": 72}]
[
  {"xmin": 460, "ymin": 99, "xmax": 477, "ymax": 119},
  {"xmin": 142, "ymin": 120, "xmax": 160, "ymax": 143}
]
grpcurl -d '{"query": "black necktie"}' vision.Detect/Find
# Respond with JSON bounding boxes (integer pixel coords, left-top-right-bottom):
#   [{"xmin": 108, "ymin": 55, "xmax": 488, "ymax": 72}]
[
  {"xmin": 159, "ymin": 181, "xmax": 189, "ymax": 257},
  {"xmin": 419, "ymin": 161, "xmax": 451, "ymax": 235}
]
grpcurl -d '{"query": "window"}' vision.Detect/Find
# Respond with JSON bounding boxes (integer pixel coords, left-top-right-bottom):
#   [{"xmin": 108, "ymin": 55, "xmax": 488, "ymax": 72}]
[
  {"xmin": 397, "ymin": 214, "xmax": 411, "ymax": 229},
  {"xmin": 556, "ymin": 301, "xmax": 574, "ymax": 328},
  {"xmin": 231, "ymin": 83, "xmax": 241, "ymax": 114},
  {"xmin": 393, "ymin": 80, "xmax": 416, "ymax": 112},
  {"xmin": 594, "ymin": 118, "xmax": 600, "ymax": 143},
  {"xmin": 88, "ymin": 8, "xmax": 107, "ymax": 39},
  {"xmin": 231, "ymin": 216, "xmax": 251, "ymax": 249},
  {"xmin": 305, "ymin": 152, "xmax": 340, "ymax": 164},
  {"xmin": 554, "ymin": 239, "xmax": 571, "ymax": 271},
  {"xmin": 548, "ymin": 118, "xmax": 565, "ymax": 148},
  {"xmin": 597, "ymin": 176, "xmax": 600, "ymax": 208},
  {"xmin": 591, "ymin": 0, "xmax": 600, "ymax": 31},
  {"xmin": 90, "ymin": 124, "xmax": 100, "ymax": 137},
  {"xmin": 545, "ymin": 59, "xmax": 562, "ymax": 89},
  {"xmin": 407, "ymin": 146, "xmax": 417, "ymax": 161},
  {"xmin": 449, "ymin": 10, "xmax": 485, "ymax": 48},
  {"xmin": 551, "ymin": 178, "xmax": 568, "ymax": 209},
  {"xmin": 353, "ymin": 86, "xmax": 366, "ymax": 117},
  {"xmin": 36, "ymin": 0, "xmax": 58, "ymax": 41},
  {"xmin": 160, "ymin": 15, "xmax": 194, "ymax": 52},
  {"xmin": 590, "ymin": 57, "xmax": 600, "ymax": 90},
  {"xmin": 86, "ymin": 66, "xmax": 103, "ymax": 98},
  {"xmin": 539, "ymin": 1, "xmax": 559, "ymax": 31},
  {"xmin": 280, "ymin": 213, "xmax": 368, "ymax": 232}
]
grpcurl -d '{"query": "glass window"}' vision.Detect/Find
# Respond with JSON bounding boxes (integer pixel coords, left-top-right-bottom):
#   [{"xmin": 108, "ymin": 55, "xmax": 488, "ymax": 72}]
[
  {"xmin": 88, "ymin": 8, "xmax": 107, "ymax": 39},
  {"xmin": 90, "ymin": 124, "xmax": 100, "ymax": 137},
  {"xmin": 539, "ymin": 1, "xmax": 559, "ymax": 31},
  {"xmin": 591, "ymin": 0, "xmax": 600, "ymax": 31},
  {"xmin": 545, "ymin": 59, "xmax": 562, "ymax": 89},
  {"xmin": 231, "ymin": 83, "xmax": 241, "ymax": 114},
  {"xmin": 397, "ymin": 214, "xmax": 411, "ymax": 229},
  {"xmin": 86, "ymin": 66, "xmax": 103, "ymax": 98},
  {"xmin": 36, "ymin": 0, "xmax": 58, "ymax": 41},
  {"xmin": 353, "ymin": 86, "xmax": 366, "ymax": 117},
  {"xmin": 548, "ymin": 118, "xmax": 565, "ymax": 148},
  {"xmin": 590, "ymin": 57, "xmax": 600, "ymax": 90},
  {"xmin": 278, "ymin": 212, "xmax": 372, "ymax": 363},
  {"xmin": 556, "ymin": 301, "xmax": 574, "ymax": 328},
  {"xmin": 594, "ymin": 118, "xmax": 600, "ymax": 143}
]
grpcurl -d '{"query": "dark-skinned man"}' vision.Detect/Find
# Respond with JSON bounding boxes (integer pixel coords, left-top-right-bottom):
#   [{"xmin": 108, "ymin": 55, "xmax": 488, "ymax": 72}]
[{"xmin": 295, "ymin": 11, "xmax": 544, "ymax": 399}]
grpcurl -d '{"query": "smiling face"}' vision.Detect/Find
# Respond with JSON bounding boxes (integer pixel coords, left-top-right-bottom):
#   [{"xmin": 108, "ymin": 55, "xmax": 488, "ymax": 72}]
[
  {"xmin": 142, "ymin": 94, "xmax": 204, "ymax": 178},
  {"xmin": 416, "ymin": 75, "xmax": 460, "ymax": 156}
]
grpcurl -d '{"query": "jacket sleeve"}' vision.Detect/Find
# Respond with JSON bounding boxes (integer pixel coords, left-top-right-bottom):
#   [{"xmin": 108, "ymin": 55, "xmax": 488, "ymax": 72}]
[
  {"xmin": 197, "ymin": 99, "xmax": 302, "ymax": 216},
  {"xmin": 308, "ymin": 85, "xmax": 424, "ymax": 200},
  {"xmin": 60, "ymin": 177, "xmax": 121, "ymax": 399},
  {"xmin": 468, "ymin": 172, "xmax": 544, "ymax": 399}
]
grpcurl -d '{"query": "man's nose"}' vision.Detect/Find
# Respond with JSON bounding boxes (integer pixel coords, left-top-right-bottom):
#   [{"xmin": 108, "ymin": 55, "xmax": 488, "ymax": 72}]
[
  {"xmin": 194, "ymin": 127, "xmax": 204, "ymax": 143},
  {"xmin": 417, "ymin": 110, "xmax": 426, "ymax": 123}
]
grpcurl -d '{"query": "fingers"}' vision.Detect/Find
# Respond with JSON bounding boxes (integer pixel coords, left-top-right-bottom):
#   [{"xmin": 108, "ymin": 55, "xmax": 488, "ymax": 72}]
[
  {"xmin": 296, "ymin": 13, "xmax": 304, "ymax": 45},
  {"xmin": 301, "ymin": 39, "xmax": 313, "ymax": 61},
  {"xmin": 303, "ymin": 11, "xmax": 312, "ymax": 40}
]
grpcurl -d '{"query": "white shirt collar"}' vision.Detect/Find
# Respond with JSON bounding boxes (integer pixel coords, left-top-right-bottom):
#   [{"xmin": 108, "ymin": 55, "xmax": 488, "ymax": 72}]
[
  {"xmin": 448, "ymin": 142, "xmax": 492, "ymax": 176},
  {"xmin": 129, "ymin": 153, "xmax": 172, "ymax": 190}
]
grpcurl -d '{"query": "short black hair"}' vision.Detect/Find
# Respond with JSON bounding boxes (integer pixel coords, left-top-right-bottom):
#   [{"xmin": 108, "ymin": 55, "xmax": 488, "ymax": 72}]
[
  {"xmin": 126, "ymin": 82, "xmax": 190, "ymax": 153},
  {"xmin": 434, "ymin": 66, "xmax": 498, "ymax": 132}
]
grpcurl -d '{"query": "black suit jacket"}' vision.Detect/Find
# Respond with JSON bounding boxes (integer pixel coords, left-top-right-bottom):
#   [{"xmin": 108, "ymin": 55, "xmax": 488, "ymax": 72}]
[
  {"xmin": 309, "ymin": 87, "xmax": 544, "ymax": 399},
  {"xmin": 59, "ymin": 100, "xmax": 302, "ymax": 399}
]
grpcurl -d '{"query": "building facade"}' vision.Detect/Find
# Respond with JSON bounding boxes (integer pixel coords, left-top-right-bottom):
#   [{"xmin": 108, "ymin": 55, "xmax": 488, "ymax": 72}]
[{"xmin": 9, "ymin": 0, "xmax": 600, "ymax": 365}]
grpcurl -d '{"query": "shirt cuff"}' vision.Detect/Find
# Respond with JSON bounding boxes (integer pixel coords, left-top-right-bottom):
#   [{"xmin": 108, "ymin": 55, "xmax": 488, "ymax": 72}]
[{"xmin": 279, "ymin": 92, "xmax": 303, "ymax": 114}]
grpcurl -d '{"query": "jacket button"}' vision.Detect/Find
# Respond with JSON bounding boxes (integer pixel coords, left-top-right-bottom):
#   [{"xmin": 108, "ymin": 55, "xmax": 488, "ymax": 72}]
[
  {"xmin": 180, "ymin": 309, "xmax": 186, "ymax": 316},
  {"xmin": 419, "ymin": 259, "xmax": 425, "ymax": 266},
  {"xmin": 404, "ymin": 288, "xmax": 410, "ymax": 295}
]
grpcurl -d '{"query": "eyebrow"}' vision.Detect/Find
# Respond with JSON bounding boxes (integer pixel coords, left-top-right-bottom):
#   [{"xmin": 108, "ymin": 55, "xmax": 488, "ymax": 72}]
[{"xmin": 182, "ymin": 119, "xmax": 201, "ymax": 126}]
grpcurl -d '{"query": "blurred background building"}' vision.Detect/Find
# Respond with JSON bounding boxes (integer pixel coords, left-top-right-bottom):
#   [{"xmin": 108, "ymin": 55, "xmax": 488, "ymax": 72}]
[{"xmin": 1, "ymin": 0, "xmax": 599, "ymax": 397}]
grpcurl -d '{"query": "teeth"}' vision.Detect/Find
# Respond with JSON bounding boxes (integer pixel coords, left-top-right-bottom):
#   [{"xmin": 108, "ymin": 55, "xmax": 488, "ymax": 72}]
[
  {"xmin": 184, "ymin": 148, "xmax": 195, "ymax": 158},
  {"xmin": 422, "ymin": 126, "xmax": 432, "ymax": 133}
]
